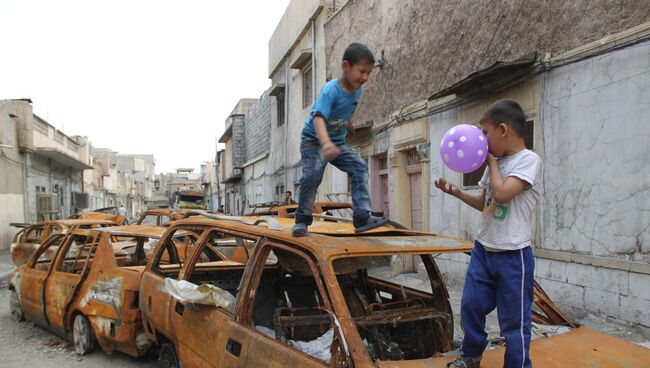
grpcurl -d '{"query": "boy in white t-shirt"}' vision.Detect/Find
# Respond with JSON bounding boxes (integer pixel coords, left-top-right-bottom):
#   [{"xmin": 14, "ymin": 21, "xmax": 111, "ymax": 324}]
[{"xmin": 436, "ymin": 100, "xmax": 542, "ymax": 368}]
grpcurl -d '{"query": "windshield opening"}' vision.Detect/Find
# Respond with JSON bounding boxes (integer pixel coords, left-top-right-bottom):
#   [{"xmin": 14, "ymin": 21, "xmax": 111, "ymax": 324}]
[{"xmin": 333, "ymin": 254, "xmax": 453, "ymax": 361}]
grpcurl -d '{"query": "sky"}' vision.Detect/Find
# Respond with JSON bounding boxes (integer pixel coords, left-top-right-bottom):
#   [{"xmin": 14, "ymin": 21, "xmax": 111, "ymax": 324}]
[{"xmin": 0, "ymin": 0, "xmax": 290, "ymax": 174}]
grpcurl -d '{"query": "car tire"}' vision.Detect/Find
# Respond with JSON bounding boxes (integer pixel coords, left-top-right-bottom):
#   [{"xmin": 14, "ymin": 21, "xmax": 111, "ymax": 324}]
[
  {"xmin": 73, "ymin": 314, "xmax": 96, "ymax": 355},
  {"xmin": 159, "ymin": 343, "xmax": 180, "ymax": 368},
  {"xmin": 9, "ymin": 289, "xmax": 24, "ymax": 322}
]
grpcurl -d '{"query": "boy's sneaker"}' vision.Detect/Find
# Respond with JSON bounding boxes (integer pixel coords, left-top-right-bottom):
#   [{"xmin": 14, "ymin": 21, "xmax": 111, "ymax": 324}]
[
  {"xmin": 354, "ymin": 215, "xmax": 388, "ymax": 233},
  {"xmin": 292, "ymin": 223, "xmax": 308, "ymax": 237}
]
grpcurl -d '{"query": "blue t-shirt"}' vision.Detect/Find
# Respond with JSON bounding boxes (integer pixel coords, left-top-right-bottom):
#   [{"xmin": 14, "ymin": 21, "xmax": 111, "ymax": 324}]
[{"xmin": 301, "ymin": 79, "xmax": 361, "ymax": 146}]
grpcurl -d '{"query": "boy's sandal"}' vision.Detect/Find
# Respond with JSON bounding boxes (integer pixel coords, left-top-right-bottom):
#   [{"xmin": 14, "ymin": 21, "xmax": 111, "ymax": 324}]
[
  {"xmin": 446, "ymin": 357, "xmax": 480, "ymax": 368},
  {"xmin": 354, "ymin": 215, "xmax": 388, "ymax": 233}
]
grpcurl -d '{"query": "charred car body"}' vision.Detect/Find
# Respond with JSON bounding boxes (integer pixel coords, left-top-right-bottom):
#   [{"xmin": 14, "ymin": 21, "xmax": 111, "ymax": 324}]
[
  {"xmin": 7, "ymin": 225, "xmax": 197, "ymax": 357},
  {"xmin": 138, "ymin": 216, "xmax": 650, "ymax": 368},
  {"xmin": 9, "ymin": 219, "xmax": 120, "ymax": 266}
]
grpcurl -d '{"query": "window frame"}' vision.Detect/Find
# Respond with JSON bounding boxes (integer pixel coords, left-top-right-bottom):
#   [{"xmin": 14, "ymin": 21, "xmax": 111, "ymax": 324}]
[{"xmin": 302, "ymin": 64, "xmax": 313, "ymax": 109}]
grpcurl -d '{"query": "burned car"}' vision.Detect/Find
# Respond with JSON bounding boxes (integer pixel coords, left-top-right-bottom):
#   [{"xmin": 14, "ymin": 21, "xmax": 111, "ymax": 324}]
[
  {"xmin": 139, "ymin": 216, "xmax": 650, "ymax": 368},
  {"xmin": 68, "ymin": 209, "xmax": 127, "ymax": 225},
  {"xmin": 136, "ymin": 208, "xmax": 183, "ymax": 226},
  {"xmin": 245, "ymin": 201, "xmax": 352, "ymax": 218},
  {"xmin": 9, "ymin": 218, "xmax": 119, "ymax": 266},
  {"xmin": 7, "ymin": 225, "xmax": 197, "ymax": 357}
]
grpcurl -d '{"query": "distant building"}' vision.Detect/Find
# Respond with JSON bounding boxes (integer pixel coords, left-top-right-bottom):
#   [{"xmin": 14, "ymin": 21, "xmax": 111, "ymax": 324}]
[{"xmin": 0, "ymin": 99, "xmax": 157, "ymax": 249}]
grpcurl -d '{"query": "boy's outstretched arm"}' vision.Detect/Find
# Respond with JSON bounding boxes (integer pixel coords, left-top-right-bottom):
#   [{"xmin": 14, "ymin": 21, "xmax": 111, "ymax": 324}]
[
  {"xmin": 313, "ymin": 115, "xmax": 340, "ymax": 161},
  {"xmin": 434, "ymin": 178, "xmax": 486, "ymax": 212}
]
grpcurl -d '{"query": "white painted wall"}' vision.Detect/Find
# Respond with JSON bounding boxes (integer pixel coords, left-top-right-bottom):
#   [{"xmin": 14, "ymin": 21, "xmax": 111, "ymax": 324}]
[{"xmin": 0, "ymin": 194, "xmax": 24, "ymax": 250}]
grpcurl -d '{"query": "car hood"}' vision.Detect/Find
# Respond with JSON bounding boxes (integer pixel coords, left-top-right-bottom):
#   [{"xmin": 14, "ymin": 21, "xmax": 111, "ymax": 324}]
[{"xmin": 374, "ymin": 326, "xmax": 650, "ymax": 368}]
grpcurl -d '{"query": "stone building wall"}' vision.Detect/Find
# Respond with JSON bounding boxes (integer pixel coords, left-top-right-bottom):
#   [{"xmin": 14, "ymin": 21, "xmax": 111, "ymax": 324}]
[{"xmin": 324, "ymin": 0, "xmax": 650, "ymax": 127}]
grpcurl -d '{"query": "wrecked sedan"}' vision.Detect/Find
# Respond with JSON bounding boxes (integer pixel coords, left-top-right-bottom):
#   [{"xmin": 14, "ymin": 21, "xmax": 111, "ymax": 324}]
[
  {"xmin": 68, "ymin": 209, "xmax": 127, "ymax": 225},
  {"xmin": 140, "ymin": 216, "xmax": 650, "ymax": 367},
  {"xmin": 7, "ymin": 225, "xmax": 197, "ymax": 357},
  {"xmin": 137, "ymin": 208, "xmax": 183, "ymax": 226},
  {"xmin": 245, "ymin": 201, "xmax": 352, "ymax": 218},
  {"xmin": 9, "ymin": 218, "xmax": 120, "ymax": 266}
]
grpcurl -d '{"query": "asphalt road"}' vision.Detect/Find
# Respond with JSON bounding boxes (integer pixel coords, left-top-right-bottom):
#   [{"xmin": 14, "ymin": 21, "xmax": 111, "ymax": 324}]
[{"xmin": 0, "ymin": 286, "xmax": 157, "ymax": 368}]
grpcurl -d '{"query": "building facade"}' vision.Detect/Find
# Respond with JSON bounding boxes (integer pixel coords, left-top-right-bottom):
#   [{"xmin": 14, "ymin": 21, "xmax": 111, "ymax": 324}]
[
  {"xmin": 0, "ymin": 99, "xmax": 157, "ymax": 249},
  {"xmin": 323, "ymin": 1, "xmax": 650, "ymax": 333}
]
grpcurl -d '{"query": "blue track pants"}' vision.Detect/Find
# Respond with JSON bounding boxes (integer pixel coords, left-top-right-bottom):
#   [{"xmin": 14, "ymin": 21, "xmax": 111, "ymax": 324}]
[{"xmin": 460, "ymin": 241, "xmax": 535, "ymax": 368}]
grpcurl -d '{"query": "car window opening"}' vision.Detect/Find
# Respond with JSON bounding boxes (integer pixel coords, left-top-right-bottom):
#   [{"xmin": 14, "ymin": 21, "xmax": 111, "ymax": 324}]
[
  {"xmin": 333, "ymin": 254, "xmax": 452, "ymax": 361},
  {"xmin": 252, "ymin": 247, "xmax": 337, "ymax": 363}
]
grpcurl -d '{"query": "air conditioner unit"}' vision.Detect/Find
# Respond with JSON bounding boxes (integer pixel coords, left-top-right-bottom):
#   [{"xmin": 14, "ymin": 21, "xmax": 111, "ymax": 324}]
[{"xmin": 36, "ymin": 193, "xmax": 58, "ymax": 214}]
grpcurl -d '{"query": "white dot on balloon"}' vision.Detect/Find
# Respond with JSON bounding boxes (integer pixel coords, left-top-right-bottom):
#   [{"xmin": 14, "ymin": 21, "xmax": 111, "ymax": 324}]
[
  {"xmin": 443, "ymin": 154, "xmax": 450, "ymax": 162},
  {"xmin": 449, "ymin": 128, "xmax": 456, "ymax": 135},
  {"xmin": 448, "ymin": 141, "xmax": 454, "ymax": 148},
  {"xmin": 478, "ymin": 150, "xmax": 484, "ymax": 156},
  {"xmin": 472, "ymin": 163, "xmax": 478, "ymax": 168},
  {"xmin": 479, "ymin": 135, "xmax": 485, "ymax": 141},
  {"xmin": 457, "ymin": 149, "xmax": 464, "ymax": 158},
  {"xmin": 460, "ymin": 136, "xmax": 467, "ymax": 142}
]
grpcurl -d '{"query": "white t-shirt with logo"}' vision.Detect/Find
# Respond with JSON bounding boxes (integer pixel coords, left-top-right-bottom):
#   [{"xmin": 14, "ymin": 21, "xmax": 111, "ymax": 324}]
[{"xmin": 477, "ymin": 149, "xmax": 542, "ymax": 251}]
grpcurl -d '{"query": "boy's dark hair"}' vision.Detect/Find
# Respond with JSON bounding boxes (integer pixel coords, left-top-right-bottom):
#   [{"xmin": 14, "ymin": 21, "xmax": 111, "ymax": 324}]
[
  {"xmin": 343, "ymin": 43, "xmax": 375, "ymax": 66},
  {"xmin": 484, "ymin": 99, "xmax": 526, "ymax": 137}
]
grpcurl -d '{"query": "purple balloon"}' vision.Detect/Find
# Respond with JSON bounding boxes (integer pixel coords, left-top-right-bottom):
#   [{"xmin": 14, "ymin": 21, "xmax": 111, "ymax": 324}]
[{"xmin": 440, "ymin": 124, "xmax": 488, "ymax": 173}]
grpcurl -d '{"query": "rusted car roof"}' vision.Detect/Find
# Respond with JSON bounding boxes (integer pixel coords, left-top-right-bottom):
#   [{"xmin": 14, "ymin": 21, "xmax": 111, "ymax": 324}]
[
  {"xmin": 168, "ymin": 216, "xmax": 473, "ymax": 258},
  {"xmin": 54, "ymin": 219, "xmax": 118, "ymax": 226},
  {"xmin": 93, "ymin": 225, "xmax": 168, "ymax": 238}
]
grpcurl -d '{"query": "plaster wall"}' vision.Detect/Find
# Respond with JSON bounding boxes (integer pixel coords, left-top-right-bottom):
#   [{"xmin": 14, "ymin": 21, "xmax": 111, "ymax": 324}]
[
  {"xmin": 324, "ymin": 0, "xmax": 650, "ymax": 130},
  {"xmin": 429, "ymin": 43, "xmax": 650, "ymax": 329},
  {"xmin": 269, "ymin": 7, "xmax": 334, "ymax": 200},
  {"xmin": 0, "ymin": 106, "xmax": 26, "ymax": 250}
]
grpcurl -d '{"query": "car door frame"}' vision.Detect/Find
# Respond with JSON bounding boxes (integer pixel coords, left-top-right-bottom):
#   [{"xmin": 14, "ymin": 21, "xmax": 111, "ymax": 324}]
[
  {"xmin": 229, "ymin": 240, "xmax": 349, "ymax": 368},
  {"xmin": 18, "ymin": 233, "xmax": 68, "ymax": 328},
  {"xmin": 44, "ymin": 230, "xmax": 99, "ymax": 336},
  {"xmin": 170, "ymin": 227, "xmax": 261, "ymax": 367},
  {"xmin": 140, "ymin": 224, "xmax": 208, "ymax": 343}
]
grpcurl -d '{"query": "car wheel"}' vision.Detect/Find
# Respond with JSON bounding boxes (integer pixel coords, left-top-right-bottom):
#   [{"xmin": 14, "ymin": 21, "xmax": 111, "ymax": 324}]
[
  {"xmin": 9, "ymin": 289, "xmax": 24, "ymax": 322},
  {"xmin": 159, "ymin": 343, "xmax": 180, "ymax": 368},
  {"xmin": 73, "ymin": 314, "xmax": 96, "ymax": 355}
]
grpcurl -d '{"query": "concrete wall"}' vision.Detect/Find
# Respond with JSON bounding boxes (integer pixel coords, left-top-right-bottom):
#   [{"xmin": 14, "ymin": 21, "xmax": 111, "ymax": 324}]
[
  {"xmin": 324, "ymin": 0, "xmax": 650, "ymax": 129},
  {"xmin": 244, "ymin": 91, "xmax": 271, "ymax": 163},
  {"xmin": 0, "ymin": 102, "xmax": 26, "ymax": 250},
  {"xmin": 535, "ymin": 41, "xmax": 650, "ymax": 329},
  {"xmin": 429, "ymin": 43, "xmax": 650, "ymax": 331},
  {"xmin": 269, "ymin": 4, "xmax": 336, "ymax": 200},
  {"xmin": 32, "ymin": 115, "xmax": 81, "ymax": 158}
]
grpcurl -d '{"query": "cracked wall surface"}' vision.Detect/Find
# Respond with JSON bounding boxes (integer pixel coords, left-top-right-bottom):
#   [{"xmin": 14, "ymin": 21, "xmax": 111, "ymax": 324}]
[
  {"xmin": 541, "ymin": 41, "xmax": 650, "ymax": 263},
  {"xmin": 430, "ymin": 43, "xmax": 650, "ymax": 331}
]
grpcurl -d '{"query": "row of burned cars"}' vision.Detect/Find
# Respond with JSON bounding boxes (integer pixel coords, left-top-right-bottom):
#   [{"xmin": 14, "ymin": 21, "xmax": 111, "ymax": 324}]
[{"xmin": 7, "ymin": 204, "xmax": 650, "ymax": 367}]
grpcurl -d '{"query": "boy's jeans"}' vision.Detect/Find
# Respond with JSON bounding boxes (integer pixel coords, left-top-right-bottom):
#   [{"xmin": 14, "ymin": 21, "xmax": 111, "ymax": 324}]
[
  {"xmin": 461, "ymin": 241, "xmax": 534, "ymax": 368},
  {"xmin": 295, "ymin": 141, "xmax": 371, "ymax": 227}
]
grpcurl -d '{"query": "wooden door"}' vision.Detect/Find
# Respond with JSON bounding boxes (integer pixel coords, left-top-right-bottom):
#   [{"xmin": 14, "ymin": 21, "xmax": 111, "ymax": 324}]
[{"xmin": 409, "ymin": 172, "xmax": 422, "ymax": 231}]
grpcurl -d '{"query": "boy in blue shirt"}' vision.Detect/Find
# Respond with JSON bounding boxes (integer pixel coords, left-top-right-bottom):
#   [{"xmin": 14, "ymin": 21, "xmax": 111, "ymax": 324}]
[
  {"xmin": 436, "ymin": 100, "xmax": 542, "ymax": 368},
  {"xmin": 292, "ymin": 43, "xmax": 387, "ymax": 237}
]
